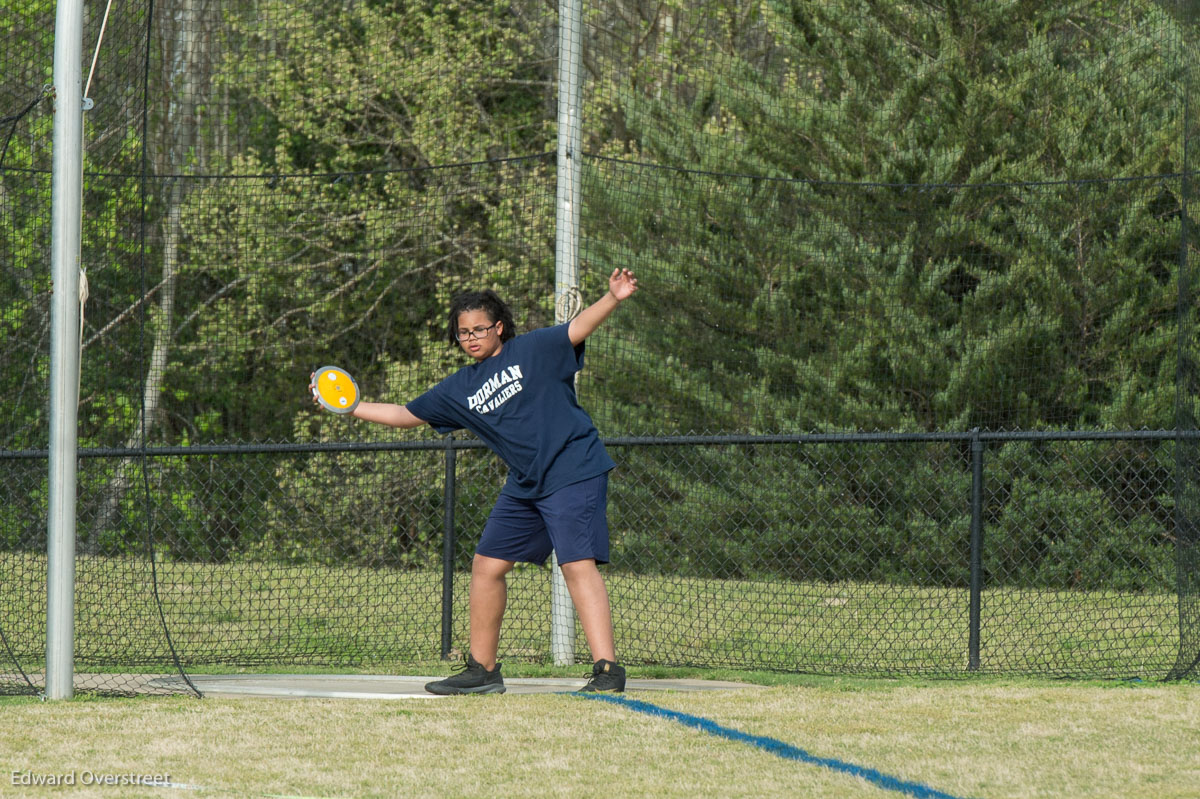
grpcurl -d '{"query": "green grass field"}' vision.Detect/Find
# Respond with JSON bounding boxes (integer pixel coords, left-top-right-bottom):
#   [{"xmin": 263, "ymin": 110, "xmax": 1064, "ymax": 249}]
[
  {"xmin": 1, "ymin": 552, "xmax": 1197, "ymax": 798},
  {"xmin": 0, "ymin": 552, "xmax": 1185, "ymax": 686},
  {"xmin": 1, "ymin": 676, "xmax": 1197, "ymax": 799}
]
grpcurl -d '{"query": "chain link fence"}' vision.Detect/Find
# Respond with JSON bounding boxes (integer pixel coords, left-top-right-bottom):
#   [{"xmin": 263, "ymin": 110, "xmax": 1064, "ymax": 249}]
[
  {"xmin": 2, "ymin": 0, "xmax": 1199, "ymax": 694},
  {"xmin": 1, "ymin": 431, "xmax": 1194, "ymax": 693}
]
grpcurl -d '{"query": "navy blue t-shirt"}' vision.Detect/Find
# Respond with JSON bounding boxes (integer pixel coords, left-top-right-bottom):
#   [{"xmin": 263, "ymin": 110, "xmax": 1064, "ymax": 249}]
[{"xmin": 406, "ymin": 324, "xmax": 615, "ymax": 498}]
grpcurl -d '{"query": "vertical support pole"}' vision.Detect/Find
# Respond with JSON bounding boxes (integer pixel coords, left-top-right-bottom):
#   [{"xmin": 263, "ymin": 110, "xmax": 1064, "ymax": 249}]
[
  {"xmin": 549, "ymin": 551, "xmax": 575, "ymax": 666},
  {"xmin": 551, "ymin": 0, "xmax": 584, "ymax": 667},
  {"xmin": 968, "ymin": 430, "xmax": 985, "ymax": 672},
  {"xmin": 1169, "ymin": 59, "xmax": 1199, "ymax": 681},
  {"xmin": 441, "ymin": 437, "xmax": 457, "ymax": 659},
  {"xmin": 45, "ymin": 0, "xmax": 87, "ymax": 701}
]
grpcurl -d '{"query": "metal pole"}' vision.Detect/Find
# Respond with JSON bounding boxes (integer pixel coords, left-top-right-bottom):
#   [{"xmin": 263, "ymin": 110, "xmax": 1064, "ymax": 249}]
[
  {"xmin": 441, "ymin": 437, "xmax": 457, "ymax": 659},
  {"xmin": 968, "ymin": 430, "xmax": 985, "ymax": 672},
  {"xmin": 46, "ymin": 0, "xmax": 87, "ymax": 700},
  {"xmin": 550, "ymin": 0, "xmax": 584, "ymax": 666},
  {"xmin": 1168, "ymin": 57, "xmax": 1198, "ymax": 682}
]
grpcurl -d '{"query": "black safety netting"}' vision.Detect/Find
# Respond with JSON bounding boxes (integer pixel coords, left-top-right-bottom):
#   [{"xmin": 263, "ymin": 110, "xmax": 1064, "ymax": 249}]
[{"xmin": 1, "ymin": 0, "xmax": 1198, "ymax": 695}]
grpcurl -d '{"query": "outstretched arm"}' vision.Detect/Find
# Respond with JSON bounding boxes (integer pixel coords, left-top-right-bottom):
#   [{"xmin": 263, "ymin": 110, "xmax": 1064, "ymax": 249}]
[
  {"xmin": 309, "ymin": 373, "xmax": 427, "ymax": 428},
  {"xmin": 351, "ymin": 401, "xmax": 426, "ymax": 429},
  {"xmin": 567, "ymin": 268, "xmax": 639, "ymax": 346}
]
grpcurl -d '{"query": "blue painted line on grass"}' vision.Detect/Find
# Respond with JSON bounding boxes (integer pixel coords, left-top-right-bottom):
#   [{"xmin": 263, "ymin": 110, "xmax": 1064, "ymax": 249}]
[{"xmin": 575, "ymin": 693, "xmax": 975, "ymax": 799}]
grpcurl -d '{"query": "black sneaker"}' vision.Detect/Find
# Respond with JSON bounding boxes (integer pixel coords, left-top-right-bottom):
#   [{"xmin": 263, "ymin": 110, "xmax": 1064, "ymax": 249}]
[
  {"xmin": 424, "ymin": 654, "xmax": 506, "ymax": 695},
  {"xmin": 579, "ymin": 659, "xmax": 626, "ymax": 693}
]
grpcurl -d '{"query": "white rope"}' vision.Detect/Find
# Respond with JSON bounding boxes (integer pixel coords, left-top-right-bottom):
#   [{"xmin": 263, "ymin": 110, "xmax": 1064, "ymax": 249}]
[
  {"xmin": 555, "ymin": 285, "xmax": 583, "ymax": 322},
  {"xmin": 85, "ymin": 0, "xmax": 117, "ymax": 100},
  {"xmin": 77, "ymin": 268, "xmax": 88, "ymax": 402},
  {"xmin": 80, "ymin": 0, "xmax": 109, "ymax": 401},
  {"xmin": 78, "ymin": 0, "xmax": 111, "ymax": 400},
  {"xmin": 78, "ymin": 268, "xmax": 89, "ymax": 326}
]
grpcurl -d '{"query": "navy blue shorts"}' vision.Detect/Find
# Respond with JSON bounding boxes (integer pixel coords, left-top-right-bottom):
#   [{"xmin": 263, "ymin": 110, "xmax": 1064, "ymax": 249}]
[{"xmin": 476, "ymin": 473, "xmax": 610, "ymax": 566}]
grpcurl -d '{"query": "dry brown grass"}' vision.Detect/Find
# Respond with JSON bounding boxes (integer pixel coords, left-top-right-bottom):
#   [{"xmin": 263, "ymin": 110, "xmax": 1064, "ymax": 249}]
[{"xmin": 2, "ymin": 678, "xmax": 1198, "ymax": 799}]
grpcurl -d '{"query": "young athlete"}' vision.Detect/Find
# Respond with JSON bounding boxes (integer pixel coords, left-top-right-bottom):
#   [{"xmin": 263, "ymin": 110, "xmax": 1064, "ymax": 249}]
[{"xmin": 319, "ymin": 268, "xmax": 638, "ymax": 694}]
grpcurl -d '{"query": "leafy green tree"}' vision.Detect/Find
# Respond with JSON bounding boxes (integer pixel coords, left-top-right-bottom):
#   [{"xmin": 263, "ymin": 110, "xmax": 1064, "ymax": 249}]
[
  {"xmin": 581, "ymin": 0, "xmax": 1186, "ymax": 435},
  {"xmin": 4, "ymin": 0, "xmax": 1191, "ymax": 592},
  {"xmin": 167, "ymin": 0, "xmax": 555, "ymax": 447},
  {"xmin": 577, "ymin": 0, "xmax": 1188, "ymax": 591},
  {"xmin": 1, "ymin": 0, "xmax": 56, "ymax": 454},
  {"xmin": 102, "ymin": 0, "xmax": 558, "ymax": 558}
]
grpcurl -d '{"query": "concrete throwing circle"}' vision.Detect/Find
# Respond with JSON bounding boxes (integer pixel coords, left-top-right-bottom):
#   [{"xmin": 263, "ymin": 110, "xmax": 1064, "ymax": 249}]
[{"xmin": 150, "ymin": 673, "xmax": 761, "ymax": 699}]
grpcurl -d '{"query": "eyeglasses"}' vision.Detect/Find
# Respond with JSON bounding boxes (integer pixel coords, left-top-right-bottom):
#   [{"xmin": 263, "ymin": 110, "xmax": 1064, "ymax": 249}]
[{"xmin": 454, "ymin": 322, "xmax": 498, "ymax": 341}]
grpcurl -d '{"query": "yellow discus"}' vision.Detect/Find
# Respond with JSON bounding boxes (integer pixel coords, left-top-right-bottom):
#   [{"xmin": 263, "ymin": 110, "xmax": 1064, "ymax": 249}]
[{"xmin": 312, "ymin": 365, "xmax": 360, "ymax": 414}]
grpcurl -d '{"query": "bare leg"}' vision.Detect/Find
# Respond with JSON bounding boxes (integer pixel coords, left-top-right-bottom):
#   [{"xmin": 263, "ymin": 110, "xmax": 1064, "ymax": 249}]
[
  {"xmin": 559, "ymin": 558, "xmax": 616, "ymax": 662},
  {"xmin": 469, "ymin": 554, "xmax": 515, "ymax": 670}
]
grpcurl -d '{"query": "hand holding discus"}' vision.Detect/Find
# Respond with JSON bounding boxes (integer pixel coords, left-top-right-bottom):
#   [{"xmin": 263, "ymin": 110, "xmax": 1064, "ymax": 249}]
[{"xmin": 309, "ymin": 365, "xmax": 361, "ymax": 414}]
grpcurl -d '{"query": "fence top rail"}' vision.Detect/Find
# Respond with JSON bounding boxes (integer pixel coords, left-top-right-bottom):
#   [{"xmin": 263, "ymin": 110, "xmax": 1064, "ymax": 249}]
[
  {"xmin": 2, "ymin": 429, "xmax": 1198, "ymax": 460},
  {"xmin": 605, "ymin": 430, "xmax": 1200, "ymax": 446}
]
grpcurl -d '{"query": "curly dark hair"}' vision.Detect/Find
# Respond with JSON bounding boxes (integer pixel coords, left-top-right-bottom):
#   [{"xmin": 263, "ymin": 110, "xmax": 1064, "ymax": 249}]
[{"xmin": 446, "ymin": 289, "xmax": 516, "ymax": 346}]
